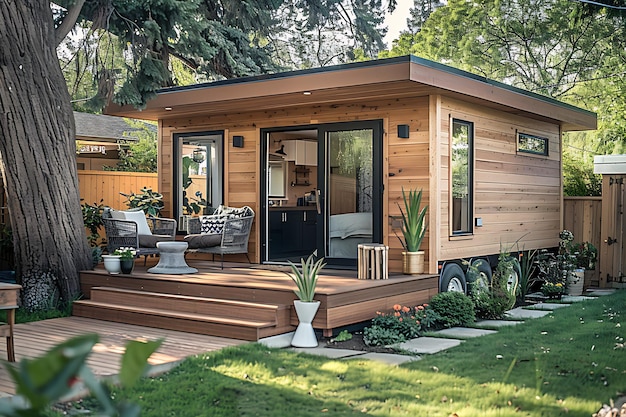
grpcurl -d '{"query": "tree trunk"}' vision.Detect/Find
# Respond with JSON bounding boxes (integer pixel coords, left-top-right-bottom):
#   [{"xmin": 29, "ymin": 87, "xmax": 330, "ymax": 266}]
[{"xmin": 0, "ymin": 0, "xmax": 91, "ymax": 310}]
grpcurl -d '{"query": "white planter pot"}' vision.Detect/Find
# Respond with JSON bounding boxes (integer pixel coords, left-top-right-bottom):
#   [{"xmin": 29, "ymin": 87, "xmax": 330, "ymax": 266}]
[
  {"xmin": 102, "ymin": 255, "xmax": 121, "ymax": 274},
  {"xmin": 291, "ymin": 300, "xmax": 320, "ymax": 348},
  {"xmin": 567, "ymin": 269, "xmax": 584, "ymax": 296}
]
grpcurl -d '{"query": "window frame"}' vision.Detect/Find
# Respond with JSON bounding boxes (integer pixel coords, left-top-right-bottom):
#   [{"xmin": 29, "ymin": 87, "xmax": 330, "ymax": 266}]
[
  {"xmin": 449, "ymin": 118, "xmax": 474, "ymax": 237},
  {"xmin": 516, "ymin": 131, "xmax": 549, "ymax": 156}
]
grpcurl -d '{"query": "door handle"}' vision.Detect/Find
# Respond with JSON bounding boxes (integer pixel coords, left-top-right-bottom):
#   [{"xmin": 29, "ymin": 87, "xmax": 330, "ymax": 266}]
[
  {"xmin": 316, "ymin": 189, "xmax": 321, "ymax": 215},
  {"xmin": 606, "ymin": 236, "xmax": 618, "ymax": 245}
]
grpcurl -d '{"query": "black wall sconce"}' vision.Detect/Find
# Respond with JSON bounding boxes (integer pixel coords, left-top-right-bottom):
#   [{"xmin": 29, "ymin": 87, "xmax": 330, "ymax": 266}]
[
  {"xmin": 233, "ymin": 135, "xmax": 244, "ymax": 148},
  {"xmin": 397, "ymin": 124, "xmax": 410, "ymax": 139}
]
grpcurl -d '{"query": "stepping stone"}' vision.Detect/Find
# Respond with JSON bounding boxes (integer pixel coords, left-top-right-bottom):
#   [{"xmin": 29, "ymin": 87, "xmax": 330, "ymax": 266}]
[
  {"xmin": 561, "ymin": 295, "xmax": 596, "ymax": 302},
  {"xmin": 587, "ymin": 289, "xmax": 616, "ymax": 296},
  {"xmin": 259, "ymin": 332, "xmax": 294, "ymax": 349},
  {"xmin": 475, "ymin": 320, "xmax": 523, "ymax": 328},
  {"xmin": 392, "ymin": 337, "xmax": 462, "ymax": 354},
  {"xmin": 505, "ymin": 307, "xmax": 551, "ymax": 319},
  {"xmin": 353, "ymin": 352, "xmax": 421, "ymax": 365},
  {"xmin": 434, "ymin": 327, "xmax": 497, "ymax": 339},
  {"xmin": 524, "ymin": 303, "xmax": 570, "ymax": 310},
  {"xmin": 289, "ymin": 347, "xmax": 366, "ymax": 359}
]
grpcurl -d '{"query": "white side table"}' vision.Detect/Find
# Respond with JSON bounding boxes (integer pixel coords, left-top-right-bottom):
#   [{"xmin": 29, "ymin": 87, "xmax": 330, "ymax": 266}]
[{"xmin": 147, "ymin": 242, "xmax": 198, "ymax": 274}]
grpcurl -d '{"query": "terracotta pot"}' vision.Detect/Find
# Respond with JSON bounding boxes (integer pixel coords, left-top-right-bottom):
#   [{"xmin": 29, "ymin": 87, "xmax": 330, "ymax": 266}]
[{"xmin": 402, "ymin": 251, "xmax": 424, "ymax": 275}]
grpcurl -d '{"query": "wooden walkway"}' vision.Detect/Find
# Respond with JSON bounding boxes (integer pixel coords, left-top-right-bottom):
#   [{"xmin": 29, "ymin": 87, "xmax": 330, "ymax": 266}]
[{"xmin": 0, "ymin": 316, "xmax": 245, "ymax": 396}]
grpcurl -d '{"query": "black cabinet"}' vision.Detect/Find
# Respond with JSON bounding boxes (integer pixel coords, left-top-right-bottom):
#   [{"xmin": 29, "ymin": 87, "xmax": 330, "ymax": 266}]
[{"xmin": 269, "ymin": 208, "xmax": 317, "ymax": 260}]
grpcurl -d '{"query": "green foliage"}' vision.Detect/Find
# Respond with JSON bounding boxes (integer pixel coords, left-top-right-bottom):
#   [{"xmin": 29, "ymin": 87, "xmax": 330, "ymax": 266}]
[
  {"xmin": 567, "ymin": 241, "xmax": 598, "ymax": 270},
  {"xmin": 363, "ymin": 304, "xmax": 424, "ymax": 346},
  {"xmin": 288, "ymin": 254, "xmax": 326, "ymax": 302},
  {"xmin": 472, "ymin": 287, "xmax": 513, "ymax": 320},
  {"xmin": 0, "ymin": 334, "xmax": 161, "ymax": 416},
  {"xmin": 562, "ymin": 152, "xmax": 602, "ymax": 196},
  {"xmin": 518, "ymin": 249, "xmax": 539, "ymax": 301},
  {"xmin": 81, "ymin": 199, "xmax": 105, "ymax": 247},
  {"xmin": 334, "ymin": 330, "xmax": 352, "ymax": 342},
  {"xmin": 120, "ymin": 187, "xmax": 164, "ymax": 217},
  {"xmin": 490, "ymin": 250, "xmax": 519, "ymax": 309},
  {"xmin": 106, "ymin": 120, "xmax": 158, "ymax": 173},
  {"xmin": 429, "ymin": 291, "xmax": 475, "ymax": 327},
  {"xmin": 536, "ymin": 230, "xmax": 578, "ymax": 292},
  {"xmin": 396, "ymin": 187, "xmax": 428, "ymax": 252}
]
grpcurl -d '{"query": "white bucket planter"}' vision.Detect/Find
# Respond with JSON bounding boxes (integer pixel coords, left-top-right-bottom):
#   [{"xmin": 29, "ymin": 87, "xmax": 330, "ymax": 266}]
[
  {"xmin": 567, "ymin": 269, "xmax": 584, "ymax": 296},
  {"xmin": 102, "ymin": 255, "xmax": 121, "ymax": 274},
  {"xmin": 291, "ymin": 300, "xmax": 320, "ymax": 347}
]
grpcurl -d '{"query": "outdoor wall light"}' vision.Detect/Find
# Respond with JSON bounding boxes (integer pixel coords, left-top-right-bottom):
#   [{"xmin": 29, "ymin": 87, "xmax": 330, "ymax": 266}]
[
  {"xmin": 233, "ymin": 135, "xmax": 244, "ymax": 148},
  {"xmin": 397, "ymin": 124, "xmax": 410, "ymax": 139}
]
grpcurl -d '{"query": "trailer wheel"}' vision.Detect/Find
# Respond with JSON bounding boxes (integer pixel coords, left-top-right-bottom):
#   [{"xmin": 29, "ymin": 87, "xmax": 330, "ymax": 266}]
[
  {"xmin": 466, "ymin": 258, "xmax": 492, "ymax": 295},
  {"xmin": 440, "ymin": 263, "xmax": 467, "ymax": 294},
  {"xmin": 504, "ymin": 259, "xmax": 521, "ymax": 295}
]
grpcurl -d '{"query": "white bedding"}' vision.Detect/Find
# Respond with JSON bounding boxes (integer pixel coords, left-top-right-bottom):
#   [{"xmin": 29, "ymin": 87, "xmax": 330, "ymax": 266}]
[{"xmin": 329, "ymin": 212, "xmax": 372, "ymax": 258}]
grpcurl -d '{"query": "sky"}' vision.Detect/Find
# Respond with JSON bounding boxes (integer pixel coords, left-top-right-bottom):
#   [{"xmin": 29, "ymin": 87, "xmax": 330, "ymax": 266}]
[{"xmin": 384, "ymin": 0, "xmax": 414, "ymax": 47}]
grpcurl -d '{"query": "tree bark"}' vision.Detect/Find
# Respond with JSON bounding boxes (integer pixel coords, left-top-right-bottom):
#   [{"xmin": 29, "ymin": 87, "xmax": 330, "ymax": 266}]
[{"xmin": 0, "ymin": 0, "xmax": 92, "ymax": 310}]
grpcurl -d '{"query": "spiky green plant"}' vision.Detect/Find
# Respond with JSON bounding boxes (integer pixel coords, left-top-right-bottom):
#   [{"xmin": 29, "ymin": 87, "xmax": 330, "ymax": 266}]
[
  {"xmin": 288, "ymin": 254, "xmax": 326, "ymax": 302},
  {"xmin": 397, "ymin": 187, "xmax": 428, "ymax": 252}
]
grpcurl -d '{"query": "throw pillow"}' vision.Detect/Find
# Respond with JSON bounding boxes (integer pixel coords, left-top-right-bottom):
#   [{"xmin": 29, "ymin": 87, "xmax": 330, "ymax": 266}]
[
  {"xmin": 200, "ymin": 215, "xmax": 226, "ymax": 235},
  {"xmin": 122, "ymin": 210, "xmax": 152, "ymax": 236}
]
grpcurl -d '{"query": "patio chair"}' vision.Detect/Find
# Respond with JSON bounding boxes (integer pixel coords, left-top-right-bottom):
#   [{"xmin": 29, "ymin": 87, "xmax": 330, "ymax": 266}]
[
  {"xmin": 102, "ymin": 208, "xmax": 177, "ymax": 264},
  {"xmin": 184, "ymin": 205, "xmax": 254, "ymax": 269}
]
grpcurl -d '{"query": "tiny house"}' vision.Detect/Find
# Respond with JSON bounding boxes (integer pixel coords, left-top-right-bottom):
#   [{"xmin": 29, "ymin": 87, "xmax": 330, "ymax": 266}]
[{"xmin": 107, "ymin": 55, "xmax": 596, "ymax": 292}]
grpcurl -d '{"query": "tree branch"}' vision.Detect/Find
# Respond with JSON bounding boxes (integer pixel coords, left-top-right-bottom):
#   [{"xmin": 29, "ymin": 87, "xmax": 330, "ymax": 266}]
[{"xmin": 54, "ymin": 0, "xmax": 86, "ymax": 47}]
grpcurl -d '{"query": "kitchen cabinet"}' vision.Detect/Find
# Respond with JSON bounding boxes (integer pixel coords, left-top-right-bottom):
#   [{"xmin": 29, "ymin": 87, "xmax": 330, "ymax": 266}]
[
  {"xmin": 281, "ymin": 140, "xmax": 317, "ymax": 166},
  {"xmin": 269, "ymin": 208, "xmax": 317, "ymax": 259}
]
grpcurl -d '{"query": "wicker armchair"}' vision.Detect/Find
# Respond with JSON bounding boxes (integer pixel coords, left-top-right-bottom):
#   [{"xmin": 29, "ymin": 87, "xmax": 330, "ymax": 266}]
[
  {"xmin": 185, "ymin": 206, "xmax": 254, "ymax": 269},
  {"xmin": 102, "ymin": 209, "xmax": 177, "ymax": 264}
]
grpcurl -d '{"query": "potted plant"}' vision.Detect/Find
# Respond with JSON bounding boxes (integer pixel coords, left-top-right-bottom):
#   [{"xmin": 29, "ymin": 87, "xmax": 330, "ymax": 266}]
[
  {"xmin": 101, "ymin": 254, "xmax": 121, "ymax": 274},
  {"xmin": 396, "ymin": 187, "xmax": 428, "ymax": 274},
  {"xmin": 288, "ymin": 253, "xmax": 326, "ymax": 347},
  {"xmin": 114, "ymin": 247, "xmax": 136, "ymax": 274}
]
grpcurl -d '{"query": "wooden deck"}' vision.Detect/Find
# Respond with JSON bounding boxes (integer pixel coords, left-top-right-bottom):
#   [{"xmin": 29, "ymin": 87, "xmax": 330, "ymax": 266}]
[
  {"xmin": 76, "ymin": 259, "xmax": 439, "ymax": 340},
  {"xmin": 0, "ymin": 316, "xmax": 244, "ymax": 396}
]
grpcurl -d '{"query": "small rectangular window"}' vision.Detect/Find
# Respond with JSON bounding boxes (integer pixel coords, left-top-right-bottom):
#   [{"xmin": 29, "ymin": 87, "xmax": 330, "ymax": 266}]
[
  {"xmin": 451, "ymin": 119, "xmax": 473, "ymax": 235},
  {"xmin": 517, "ymin": 132, "xmax": 548, "ymax": 156}
]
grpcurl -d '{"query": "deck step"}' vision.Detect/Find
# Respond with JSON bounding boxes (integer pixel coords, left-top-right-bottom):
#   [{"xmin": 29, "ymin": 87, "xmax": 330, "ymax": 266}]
[
  {"xmin": 87, "ymin": 287, "xmax": 289, "ymax": 323},
  {"xmin": 73, "ymin": 300, "xmax": 279, "ymax": 341}
]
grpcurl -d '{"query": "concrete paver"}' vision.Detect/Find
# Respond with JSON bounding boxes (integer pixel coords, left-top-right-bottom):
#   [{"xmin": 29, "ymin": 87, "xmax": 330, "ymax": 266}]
[
  {"xmin": 524, "ymin": 302, "xmax": 570, "ymax": 310},
  {"xmin": 561, "ymin": 295, "xmax": 596, "ymax": 302},
  {"xmin": 354, "ymin": 352, "xmax": 421, "ymax": 365},
  {"xmin": 290, "ymin": 347, "xmax": 366, "ymax": 359},
  {"xmin": 475, "ymin": 319, "xmax": 523, "ymax": 328},
  {"xmin": 505, "ymin": 307, "xmax": 551, "ymax": 319},
  {"xmin": 434, "ymin": 327, "xmax": 497, "ymax": 338},
  {"xmin": 392, "ymin": 337, "xmax": 462, "ymax": 354},
  {"xmin": 587, "ymin": 289, "xmax": 616, "ymax": 296}
]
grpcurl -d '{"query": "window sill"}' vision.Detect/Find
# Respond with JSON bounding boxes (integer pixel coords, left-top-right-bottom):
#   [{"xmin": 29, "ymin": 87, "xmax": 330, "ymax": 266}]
[{"xmin": 449, "ymin": 233, "xmax": 473, "ymax": 241}]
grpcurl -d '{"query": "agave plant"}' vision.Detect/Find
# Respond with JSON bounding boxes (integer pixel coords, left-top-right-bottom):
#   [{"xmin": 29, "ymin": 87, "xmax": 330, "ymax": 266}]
[
  {"xmin": 288, "ymin": 254, "xmax": 326, "ymax": 302},
  {"xmin": 397, "ymin": 187, "xmax": 428, "ymax": 253}
]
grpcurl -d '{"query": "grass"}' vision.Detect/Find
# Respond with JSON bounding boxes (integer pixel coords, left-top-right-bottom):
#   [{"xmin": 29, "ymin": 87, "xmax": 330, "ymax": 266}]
[{"xmin": 66, "ymin": 292, "xmax": 625, "ymax": 416}]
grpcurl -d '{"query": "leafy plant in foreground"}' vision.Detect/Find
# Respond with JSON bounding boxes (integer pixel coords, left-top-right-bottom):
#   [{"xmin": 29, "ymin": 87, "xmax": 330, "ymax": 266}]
[
  {"xmin": 429, "ymin": 291, "xmax": 475, "ymax": 328},
  {"xmin": 288, "ymin": 253, "xmax": 326, "ymax": 302}
]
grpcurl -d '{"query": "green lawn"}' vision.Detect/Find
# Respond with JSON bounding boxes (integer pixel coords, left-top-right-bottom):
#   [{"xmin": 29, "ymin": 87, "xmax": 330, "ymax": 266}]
[{"xmin": 73, "ymin": 292, "xmax": 625, "ymax": 416}]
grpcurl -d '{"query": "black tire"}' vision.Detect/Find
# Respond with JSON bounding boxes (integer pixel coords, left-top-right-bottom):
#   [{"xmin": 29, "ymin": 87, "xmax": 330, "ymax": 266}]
[
  {"xmin": 466, "ymin": 258, "xmax": 492, "ymax": 295},
  {"xmin": 440, "ymin": 263, "xmax": 467, "ymax": 294}
]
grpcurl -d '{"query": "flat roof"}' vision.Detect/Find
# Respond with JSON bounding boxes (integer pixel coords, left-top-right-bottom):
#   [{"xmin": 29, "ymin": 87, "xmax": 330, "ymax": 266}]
[{"xmin": 106, "ymin": 55, "xmax": 596, "ymax": 131}]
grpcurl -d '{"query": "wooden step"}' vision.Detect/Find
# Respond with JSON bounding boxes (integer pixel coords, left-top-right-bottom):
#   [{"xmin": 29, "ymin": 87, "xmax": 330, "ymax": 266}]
[
  {"xmin": 73, "ymin": 301, "xmax": 277, "ymax": 341},
  {"xmin": 87, "ymin": 287, "xmax": 289, "ymax": 324}
]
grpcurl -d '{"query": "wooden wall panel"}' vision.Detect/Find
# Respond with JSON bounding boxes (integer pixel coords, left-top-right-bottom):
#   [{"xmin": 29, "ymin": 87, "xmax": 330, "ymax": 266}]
[
  {"xmin": 78, "ymin": 171, "xmax": 158, "ymax": 210},
  {"xmin": 437, "ymin": 96, "xmax": 562, "ymax": 263}
]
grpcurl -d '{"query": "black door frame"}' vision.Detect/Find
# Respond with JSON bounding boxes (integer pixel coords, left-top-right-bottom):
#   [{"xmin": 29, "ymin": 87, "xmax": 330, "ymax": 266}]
[{"xmin": 260, "ymin": 120, "xmax": 383, "ymax": 267}]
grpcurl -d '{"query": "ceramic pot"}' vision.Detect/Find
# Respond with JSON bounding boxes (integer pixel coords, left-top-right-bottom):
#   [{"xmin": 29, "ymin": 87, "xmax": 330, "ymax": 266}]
[
  {"xmin": 567, "ymin": 269, "xmax": 584, "ymax": 296},
  {"xmin": 102, "ymin": 255, "xmax": 121, "ymax": 274},
  {"xmin": 291, "ymin": 300, "xmax": 320, "ymax": 347},
  {"xmin": 402, "ymin": 251, "xmax": 424, "ymax": 274},
  {"xmin": 120, "ymin": 259, "xmax": 135, "ymax": 274}
]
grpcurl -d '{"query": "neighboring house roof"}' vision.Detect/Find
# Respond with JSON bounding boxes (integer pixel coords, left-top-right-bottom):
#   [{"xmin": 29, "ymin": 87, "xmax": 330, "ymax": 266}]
[
  {"xmin": 74, "ymin": 111, "xmax": 156, "ymax": 142},
  {"xmin": 106, "ymin": 55, "xmax": 596, "ymax": 132}
]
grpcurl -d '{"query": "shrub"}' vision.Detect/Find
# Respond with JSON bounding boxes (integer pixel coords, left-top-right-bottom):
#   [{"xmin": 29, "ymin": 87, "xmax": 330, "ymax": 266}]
[
  {"xmin": 363, "ymin": 304, "xmax": 426, "ymax": 346},
  {"xmin": 429, "ymin": 292, "xmax": 475, "ymax": 327},
  {"xmin": 472, "ymin": 287, "xmax": 511, "ymax": 319}
]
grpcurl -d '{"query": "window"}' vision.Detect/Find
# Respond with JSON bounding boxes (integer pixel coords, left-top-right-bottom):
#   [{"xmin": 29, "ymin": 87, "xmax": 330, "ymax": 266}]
[
  {"xmin": 517, "ymin": 132, "xmax": 548, "ymax": 156},
  {"xmin": 451, "ymin": 119, "xmax": 473, "ymax": 235}
]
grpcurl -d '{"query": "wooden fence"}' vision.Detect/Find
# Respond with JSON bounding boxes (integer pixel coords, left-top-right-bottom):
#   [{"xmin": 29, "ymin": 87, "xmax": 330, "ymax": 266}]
[
  {"xmin": 78, "ymin": 170, "xmax": 158, "ymax": 210},
  {"xmin": 563, "ymin": 196, "xmax": 602, "ymax": 286}
]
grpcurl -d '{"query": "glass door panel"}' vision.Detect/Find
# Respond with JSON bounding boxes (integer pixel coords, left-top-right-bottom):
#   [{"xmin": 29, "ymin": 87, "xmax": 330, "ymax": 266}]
[{"xmin": 320, "ymin": 121, "xmax": 382, "ymax": 265}]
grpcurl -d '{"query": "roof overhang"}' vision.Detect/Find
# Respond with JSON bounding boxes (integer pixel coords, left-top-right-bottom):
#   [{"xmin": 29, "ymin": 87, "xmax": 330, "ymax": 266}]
[{"xmin": 106, "ymin": 55, "xmax": 596, "ymax": 132}]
